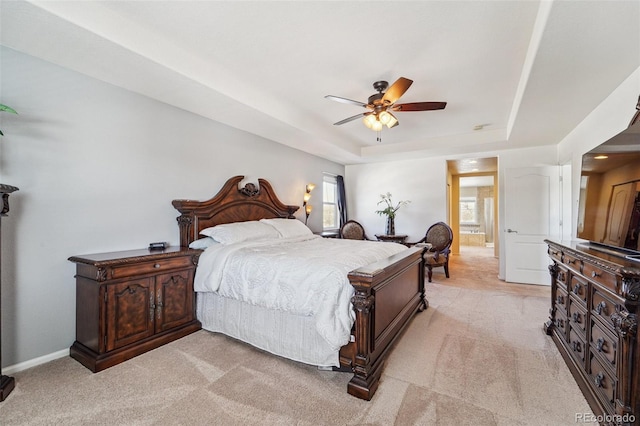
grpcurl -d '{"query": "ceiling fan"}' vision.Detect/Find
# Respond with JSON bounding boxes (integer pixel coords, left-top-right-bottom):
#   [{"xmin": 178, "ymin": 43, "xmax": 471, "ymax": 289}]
[{"xmin": 325, "ymin": 77, "xmax": 446, "ymax": 133}]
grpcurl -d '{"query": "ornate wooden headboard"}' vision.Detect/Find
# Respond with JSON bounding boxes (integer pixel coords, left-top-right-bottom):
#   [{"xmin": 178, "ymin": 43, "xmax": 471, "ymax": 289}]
[{"xmin": 172, "ymin": 175, "xmax": 299, "ymax": 247}]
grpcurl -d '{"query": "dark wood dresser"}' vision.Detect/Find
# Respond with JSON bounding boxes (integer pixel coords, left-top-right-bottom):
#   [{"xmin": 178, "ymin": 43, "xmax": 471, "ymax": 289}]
[
  {"xmin": 69, "ymin": 247, "xmax": 201, "ymax": 372},
  {"xmin": 545, "ymin": 239, "xmax": 640, "ymax": 425}
]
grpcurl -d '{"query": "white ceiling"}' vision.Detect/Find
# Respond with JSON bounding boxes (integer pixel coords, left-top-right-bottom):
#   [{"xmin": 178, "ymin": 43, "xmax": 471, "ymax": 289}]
[{"xmin": 1, "ymin": 1, "xmax": 639, "ymax": 165}]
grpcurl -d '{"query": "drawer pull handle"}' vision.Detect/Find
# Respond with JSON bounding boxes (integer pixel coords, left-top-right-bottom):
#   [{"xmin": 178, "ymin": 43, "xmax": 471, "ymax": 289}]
[
  {"xmin": 591, "ymin": 271, "xmax": 600, "ymax": 278},
  {"xmin": 154, "ymin": 263, "xmax": 161, "ymax": 269},
  {"xmin": 566, "ymin": 259, "xmax": 576, "ymax": 265},
  {"xmin": 572, "ymin": 283, "xmax": 581, "ymax": 295},
  {"xmin": 594, "ymin": 372, "xmax": 605, "ymax": 388},
  {"xmin": 595, "ymin": 301, "xmax": 607, "ymax": 315},
  {"xmin": 572, "ymin": 312, "xmax": 581, "ymax": 323},
  {"xmin": 556, "ymin": 296, "xmax": 564, "ymax": 305},
  {"xmin": 596, "ymin": 337, "xmax": 605, "ymax": 352},
  {"xmin": 572, "ymin": 341, "xmax": 582, "ymax": 352}
]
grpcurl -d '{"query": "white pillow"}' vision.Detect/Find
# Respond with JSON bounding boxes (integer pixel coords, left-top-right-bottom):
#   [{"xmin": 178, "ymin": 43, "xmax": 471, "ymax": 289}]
[
  {"xmin": 260, "ymin": 218, "xmax": 313, "ymax": 238},
  {"xmin": 188, "ymin": 237, "xmax": 218, "ymax": 250},
  {"xmin": 199, "ymin": 221, "xmax": 280, "ymax": 244}
]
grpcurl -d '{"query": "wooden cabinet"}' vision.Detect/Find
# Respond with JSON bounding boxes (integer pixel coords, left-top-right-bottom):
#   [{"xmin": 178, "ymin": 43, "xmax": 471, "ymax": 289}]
[
  {"xmin": 545, "ymin": 240, "xmax": 640, "ymax": 425},
  {"xmin": 69, "ymin": 247, "xmax": 201, "ymax": 372}
]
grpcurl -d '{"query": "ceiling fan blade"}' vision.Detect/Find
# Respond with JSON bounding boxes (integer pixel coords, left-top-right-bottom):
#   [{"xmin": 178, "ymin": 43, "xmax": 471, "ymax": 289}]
[
  {"xmin": 333, "ymin": 112, "xmax": 371, "ymax": 126},
  {"xmin": 391, "ymin": 101, "xmax": 447, "ymax": 112},
  {"xmin": 325, "ymin": 95, "xmax": 368, "ymax": 108},
  {"xmin": 381, "ymin": 77, "xmax": 413, "ymax": 105}
]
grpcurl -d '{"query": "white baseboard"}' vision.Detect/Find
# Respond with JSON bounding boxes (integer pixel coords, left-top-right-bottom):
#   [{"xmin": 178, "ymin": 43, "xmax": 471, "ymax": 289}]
[{"xmin": 3, "ymin": 348, "xmax": 70, "ymax": 375}]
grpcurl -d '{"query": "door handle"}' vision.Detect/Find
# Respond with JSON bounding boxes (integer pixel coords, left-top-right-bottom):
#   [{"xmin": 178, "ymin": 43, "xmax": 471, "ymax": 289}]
[{"xmin": 507, "ymin": 229, "xmax": 518, "ymax": 233}]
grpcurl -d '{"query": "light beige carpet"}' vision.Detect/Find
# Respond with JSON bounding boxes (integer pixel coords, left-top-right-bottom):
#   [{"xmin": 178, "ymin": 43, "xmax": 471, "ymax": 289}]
[{"xmin": 1, "ymin": 246, "xmax": 596, "ymax": 425}]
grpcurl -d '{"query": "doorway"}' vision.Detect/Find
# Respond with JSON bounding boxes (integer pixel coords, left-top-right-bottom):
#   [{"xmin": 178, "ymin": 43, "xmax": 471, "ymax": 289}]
[
  {"xmin": 459, "ymin": 175, "xmax": 495, "ymax": 252},
  {"xmin": 447, "ymin": 157, "xmax": 498, "ymax": 259}
]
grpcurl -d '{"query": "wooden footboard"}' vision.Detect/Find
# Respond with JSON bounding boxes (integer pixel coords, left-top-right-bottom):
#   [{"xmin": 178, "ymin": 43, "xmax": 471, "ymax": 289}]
[{"xmin": 340, "ymin": 246, "xmax": 427, "ymax": 400}]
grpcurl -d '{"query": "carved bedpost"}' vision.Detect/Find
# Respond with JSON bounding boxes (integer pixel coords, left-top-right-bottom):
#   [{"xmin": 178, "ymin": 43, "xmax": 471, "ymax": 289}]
[
  {"xmin": 544, "ymin": 262, "xmax": 559, "ymax": 335},
  {"xmin": 176, "ymin": 214, "xmax": 194, "ymax": 248},
  {"xmin": 348, "ymin": 287, "xmax": 377, "ymax": 399}
]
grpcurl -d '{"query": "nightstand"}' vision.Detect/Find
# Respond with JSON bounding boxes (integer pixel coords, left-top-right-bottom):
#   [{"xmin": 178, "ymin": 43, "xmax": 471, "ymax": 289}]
[{"xmin": 68, "ymin": 247, "xmax": 201, "ymax": 372}]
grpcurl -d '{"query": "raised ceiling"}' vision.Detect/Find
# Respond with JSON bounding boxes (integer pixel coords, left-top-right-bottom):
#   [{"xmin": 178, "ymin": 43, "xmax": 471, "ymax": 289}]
[{"xmin": 1, "ymin": 1, "xmax": 639, "ymax": 165}]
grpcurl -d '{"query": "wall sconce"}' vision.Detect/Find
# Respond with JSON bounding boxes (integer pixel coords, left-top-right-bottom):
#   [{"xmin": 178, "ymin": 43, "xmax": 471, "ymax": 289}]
[{"xmin": 303, "ymin": 183, "xmax": 315, "ymax": 224}]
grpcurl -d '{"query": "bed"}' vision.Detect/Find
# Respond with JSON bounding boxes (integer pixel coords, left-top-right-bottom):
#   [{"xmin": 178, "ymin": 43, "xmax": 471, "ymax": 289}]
[{"xmin": 172, "ymin": 175, "xmax": 427, "ymax": 400}]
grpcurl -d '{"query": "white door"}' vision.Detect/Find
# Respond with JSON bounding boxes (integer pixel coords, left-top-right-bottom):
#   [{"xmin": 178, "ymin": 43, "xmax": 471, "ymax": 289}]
[{"xmin": 504, "ymin": 166, "xmax": 561, "ymax": 285}]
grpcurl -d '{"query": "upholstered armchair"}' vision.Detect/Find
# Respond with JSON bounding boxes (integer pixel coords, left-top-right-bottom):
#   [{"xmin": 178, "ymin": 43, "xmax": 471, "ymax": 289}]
[
  {"xmin": 340, "ymin": 220, "xmax": 371, "ymax": 240},
  {"xmin": 412, "ymin": 222, "xmax": 453, "ymax": 282}
]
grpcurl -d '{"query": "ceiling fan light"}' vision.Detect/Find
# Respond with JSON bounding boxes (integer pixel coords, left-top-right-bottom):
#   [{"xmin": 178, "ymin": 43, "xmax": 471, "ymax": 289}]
[
  {"xmin": 371, "ymin": 120, "xmax": 383, "ymax": 132},
  {"xmin": 379, "ymin": 111, "xmax": 391, "ymax": 125},
  {"xmin": 363, "ymin": 114, "xmax": 377, "ymax": 129},
  {"xmin": 385, "ymin": 114, "xmax": 398, "ymax": 128}
]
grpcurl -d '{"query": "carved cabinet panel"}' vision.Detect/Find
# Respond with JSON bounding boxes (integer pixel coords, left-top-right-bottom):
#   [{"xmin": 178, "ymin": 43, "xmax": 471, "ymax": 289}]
[
  {"xmin": 69, "ymin": 247, "xmax": 201, "ymax": 372},
  {"xmin": 106, "ymin": 279, "xmax": 155, "ymax": 351}
]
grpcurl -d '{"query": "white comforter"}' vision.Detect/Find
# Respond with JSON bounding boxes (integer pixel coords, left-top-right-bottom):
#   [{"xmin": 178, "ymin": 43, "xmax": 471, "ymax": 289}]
[{"xmin": 194, "ymin": 235, "xmax": 407, "ymax": 350}]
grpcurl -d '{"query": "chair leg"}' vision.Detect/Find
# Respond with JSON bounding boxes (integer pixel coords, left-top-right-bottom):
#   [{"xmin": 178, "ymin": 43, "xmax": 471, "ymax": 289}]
[
  {"xmin": 427, "ymin": 265, "xmax": 433, "ymax": 282},
  {"xmin": 444, "ymin": 261, "xmax": 450, "ymax": 278}
]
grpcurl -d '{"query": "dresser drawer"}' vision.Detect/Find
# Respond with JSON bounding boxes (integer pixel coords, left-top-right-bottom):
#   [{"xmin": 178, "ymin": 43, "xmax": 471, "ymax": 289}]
[
  {"xmin": 563, "ymin": 252, "xmax": 582, "ymax": 272},
  {"xmin": 569, "ymin": 275, "xmax": 588, "ymax": 305},
  {"xmin": 591, "ymin": 287, "xmax": 618, "ymax": 332},
  {"xmin": 569, "ymin": 328, "xmax": 587, "ymax": 364},
  {"xmin": 555, "ymin": 286, "xmax": 568, "ymax": 315},
  {"xmin": 583, "ymin": 262, "xmax": 617, "ymax": 294},
  {"xmin": 556, "ymin": 265, "xmax": 568, "ymax": 290},
  {"xmin": 589, "ymin": 351, "xmax": 616, "ymax": 411},
  {"xmin": 568, "ymin": 299, "xmax": 587, "ymax": 334},
  {"xmin": 554, "ymin": 310, "xmax": 568, "ymax": 340},
  {"xmin": 549, "ymin": 246, "xmax": 563, "ymax": 264},
  {"xmin": 109, "ymin": 256, "xmax": 194, "ymax": 280},
  {"xmin": 590, "ymin": 319, "xmax": 617, "ymax": 370}
]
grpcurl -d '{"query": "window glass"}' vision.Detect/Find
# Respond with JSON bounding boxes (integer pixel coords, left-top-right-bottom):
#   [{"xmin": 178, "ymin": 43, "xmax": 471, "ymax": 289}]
[{"xmin": 460, "ymin": 197, "xmax": 477, "ymax": 223}]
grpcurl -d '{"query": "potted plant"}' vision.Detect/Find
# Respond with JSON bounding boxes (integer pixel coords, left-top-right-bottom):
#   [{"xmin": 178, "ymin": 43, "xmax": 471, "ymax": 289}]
[
  {"xmin": 0, "ymin": 104, "xmax": 17, "ymax": 136},
  {"xmin": 375, "ymin": 192, "xmax": 410, "ymax": 235}
]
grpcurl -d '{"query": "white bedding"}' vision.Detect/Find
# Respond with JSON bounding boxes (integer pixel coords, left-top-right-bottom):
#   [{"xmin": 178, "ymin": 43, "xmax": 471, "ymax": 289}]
[{"xmin": 194, "ymin": 234, "xmax": 407, "ymax": 350}]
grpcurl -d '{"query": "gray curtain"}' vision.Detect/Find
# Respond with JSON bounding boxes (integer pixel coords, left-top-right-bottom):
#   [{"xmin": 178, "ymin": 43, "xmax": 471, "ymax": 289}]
[{"xmin": 336, "ymin": 175, "xmax": 347, "ymax": 227}]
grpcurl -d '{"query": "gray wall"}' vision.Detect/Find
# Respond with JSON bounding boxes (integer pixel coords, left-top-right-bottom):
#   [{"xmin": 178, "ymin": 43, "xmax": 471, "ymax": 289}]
[{"xmin": 0, "ymin": 47, "xmax": 343, "ymax": 368}]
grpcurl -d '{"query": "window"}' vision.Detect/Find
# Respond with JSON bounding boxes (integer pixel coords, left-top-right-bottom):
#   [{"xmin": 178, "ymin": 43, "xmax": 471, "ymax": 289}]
[
  {"xmin": 460, "ymin": 197, "xmax": 477, "ymax": 224},
  {"xmin": 323, "ymin": 174, "xmax": 338, "ymax": 230}
]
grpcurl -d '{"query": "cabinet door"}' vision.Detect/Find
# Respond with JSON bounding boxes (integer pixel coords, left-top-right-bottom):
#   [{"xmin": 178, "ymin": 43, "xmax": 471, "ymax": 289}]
[
  {"xmin": 155, "ymin": 269, "xmax": 194, "ymax": 332},
  {"xmin": 106, "ymin": 279, "xmax": 155, "ymax": 351}
]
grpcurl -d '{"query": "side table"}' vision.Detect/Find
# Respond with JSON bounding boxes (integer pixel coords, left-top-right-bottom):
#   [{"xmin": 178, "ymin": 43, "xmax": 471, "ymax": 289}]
[{"xmin": 375, "ymin": 234, "xmax": 408, "ymax": 244}]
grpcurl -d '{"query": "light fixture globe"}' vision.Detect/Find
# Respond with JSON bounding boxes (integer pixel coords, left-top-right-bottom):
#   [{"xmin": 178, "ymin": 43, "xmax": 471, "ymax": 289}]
[{"xmin": 363, "ymin": 114, "xmax": 377, "ymax": 129}]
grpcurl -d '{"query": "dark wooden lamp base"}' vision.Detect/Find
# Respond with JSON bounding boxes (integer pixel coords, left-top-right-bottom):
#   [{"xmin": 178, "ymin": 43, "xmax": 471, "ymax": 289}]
[{"xmin": 0, "ymin": 184, "xmax": 18, "ymax": 402}]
